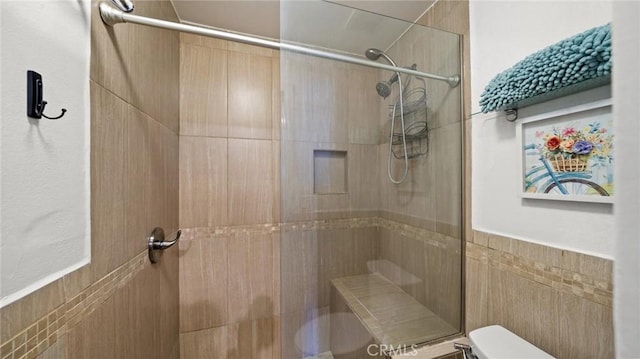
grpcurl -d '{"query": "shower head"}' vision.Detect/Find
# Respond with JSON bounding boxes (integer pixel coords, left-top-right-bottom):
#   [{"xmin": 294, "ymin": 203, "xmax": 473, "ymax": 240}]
[
  {"xmin": 365, "ymin": 48, "xmax": 383, "ymax": 61},
  {"xmin": 376, "ymin": 81, "xmax": 392, "ymax": 99},
  {"xmin": 364, "ymin": 48, "xmax": 398, "ymax": 67},
  {"xmin": 366, "ymin": 48, "xmax": 398, "ymax": 99}
]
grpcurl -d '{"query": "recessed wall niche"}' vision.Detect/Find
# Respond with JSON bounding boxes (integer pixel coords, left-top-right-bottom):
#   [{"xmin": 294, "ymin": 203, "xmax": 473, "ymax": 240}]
[{"xmin": 313, "ymin": 150, "xmax": 348, "ymax": 194}]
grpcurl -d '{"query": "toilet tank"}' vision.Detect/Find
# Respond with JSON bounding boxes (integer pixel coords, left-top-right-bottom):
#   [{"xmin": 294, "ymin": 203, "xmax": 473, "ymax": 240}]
[{"xmin": 469, "ymin": 325, "xmax": 555, "ymax": 359}]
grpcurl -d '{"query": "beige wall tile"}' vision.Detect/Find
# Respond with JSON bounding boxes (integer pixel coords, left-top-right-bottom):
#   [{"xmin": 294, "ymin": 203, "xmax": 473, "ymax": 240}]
[
  {"xmin": 377, "ymin": 228, "xmax": 402, "ymax": 286},
  {"xmin": 179, "ymin": 236, "xmax": 228, "ymax": 332},
  {"xmin": 37, "ymin": 334, "xmax": 67, "ymax": 359},
  {"xmin": 227, "ymin": 234, "xmax": 277, "ymax": 323},
  {"xmin": 434, "ymin": 122, "xmax": 462, "ymax": 238},
  {"xmin": 272, "ymin": 56, "xmax": 281, "ymax": 141},
  {"xmin": 90, "ymin": 82, "xmax": 127, "ymax": 281},
  {"xmin": 280, "ymin": 54, "xmax": 348, "ymax": 144},
  {"xmin": 155, "ymin": 232, "xmax": 181, "ymax": 359},
  {"xmin": 416, "ymin": 0, "xmax": 471, "ymax": 131},
  {"xmin": 227, "ymin": 320, "xmax": 254, "ymax": 359},
  {"xmin": 348, "ymin": 144, "xmax": 380, "ymax": 211},
  {"xmin": 90, "ymin": 0, "xmax": 131, "ymax": 100},
  {"xmin": 380, "ymin": 137, "xmax": 437, "ymax": 230},
  {"xmin": 228, "ymin": 42, "xmax": 275, "ymax": 58},
  {"xmin": 425, "ymin": 240, "xmax": 462, "ymax": 329},
  {"xmin": 486, "ymin": 232, "xmax": 513, "ymax": 253},
  {"xmin": 180, "ymin": 43, "xmax": 228, "ymax": 137},
  {"xmin": 254, "ymin": 316, "xmax": 279, "ymax": 359},
  {"xmin": 147, "ymin": 117, "xmax": 168, "ymax": 240},
  {"xmin": 127, "ymin": 1, "xmax": 180, "ymax": 134},
  {"xmin": 62, "ymin": 265, "xmax": 92, "ymax": 303},
  {"xmin": 558, "ymin": 292, "xmax": 614, "ymax": 359},
  {"xmin": 180, "ymin": 326, "xmax": 228, "ymax": 359},
  {"xmin": 67, "ymin": 294, "xmax": 120, "ymax": 359},
  {"xmin": 125, "ymin": 106, "xmax": 151, "ymax": 259},
  {"xmin": 123, "ymin": 264, "xmax": 161, "ymax": 358},
  {"xmin": 487, "ymin": 268, "xmax": 561, "ymax": 357},
  {"xmin": 163, "ymin": 126, "xmax": 181, "ymax": 235},
  {"xmin": 280, "ymin": 231, "xmax": 319, "ymax": 314},
  {"xmin": 347, "ymin": 66, "xmax": 382, "ymax": 145},
  {"xmin": 272, "ymin": 233, "xmax": 281, "ymax": 316},
  {"xmin": 583, "ymin": 253, "xmax": 613, "ymax": 283},
  {"xmin": 464, "ymin": 119, "xmax": 472, "ymax": 244},
  {"xmin": 179, "ymin": 136, "xmax": 228, "ymax": 228},
  {"xmin": 228, "ymin": 51, "xmax": 273, "ymax": 140},
  {"xmin": 280, "ymin": 140, "xmax": 312, "ymax": 221},
  {"xmin": 181, "ymin": 32, "xmax": 228, "ymax": 50},
  {"xmin": 318, "ymin": 228, "xmax": 381, "ymax": 308},
  {"xmin": 178, "ymin": 317, "xmax": 278, "ymax": 359},
  {"xmin": 465, "ymin": 257, "xmax": 488, "ymax": 333},
  {"xmin": 318, "ymin": 229, "xmax": 354, "ymax": 307},
  {"xmin": 379, "ymin": 230, "xmax": 425, "ymax": 301},
  {"xmin": 228, "ymin": 139, "xmax": 274, "ymax": 225},
  {"xmin": 272, "ymin": 141, "xmax": 281, "ymax": 224},
  {"xmin": 472, "ymin": 230, "xmax": 489, "ymax": 246}
]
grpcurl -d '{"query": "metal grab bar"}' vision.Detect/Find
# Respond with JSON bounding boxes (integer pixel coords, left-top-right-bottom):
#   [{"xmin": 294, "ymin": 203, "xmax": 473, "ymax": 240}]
[
  {"xmin": 97, "ymin": 2, "xmax": 460, "ymax": 87},
  {"xmin": 147, "ymin": 227, "xmax": 181, "ymax": 263}
]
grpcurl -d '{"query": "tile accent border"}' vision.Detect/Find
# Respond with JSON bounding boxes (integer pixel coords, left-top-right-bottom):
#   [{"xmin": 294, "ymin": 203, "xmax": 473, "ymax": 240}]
[
  {"xmin": 1, "ymin": 252, "xmax": 148, "ymax": 359},
  {"xmin": 180, "ymin": 217, "xmax": 381, "ymax": 240},
  {"xmin": 181, "ymin": 215, "xmax": 461, "ymax": 253},
  {"xmin": 468, "ymin": 230, "xmax": 613, "ymax": 308}
]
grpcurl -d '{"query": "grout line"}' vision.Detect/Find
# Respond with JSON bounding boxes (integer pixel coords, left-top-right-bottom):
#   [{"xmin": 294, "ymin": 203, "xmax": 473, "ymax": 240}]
[{"xmin": 90, "ymin": 80, "xmax": 180, "ymax": 137}]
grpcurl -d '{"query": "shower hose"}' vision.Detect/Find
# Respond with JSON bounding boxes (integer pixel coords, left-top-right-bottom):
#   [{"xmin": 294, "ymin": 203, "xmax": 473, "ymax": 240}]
[{"xmin": 387, "ymin": 72, "xmax": 408, "ymax": 184}]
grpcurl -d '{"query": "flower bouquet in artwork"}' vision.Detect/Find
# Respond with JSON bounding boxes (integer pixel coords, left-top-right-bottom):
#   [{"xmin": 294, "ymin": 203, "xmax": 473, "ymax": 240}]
[{"xmin": 538, "ymin": 122, "xmax": 613, "ymax": 173}]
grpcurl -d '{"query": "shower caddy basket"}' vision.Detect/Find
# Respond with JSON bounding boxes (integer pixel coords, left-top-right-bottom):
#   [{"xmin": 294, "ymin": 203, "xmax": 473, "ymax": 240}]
[{"xmin": 390, "ymin": 76, "xmax": 429, "ymax": 159}]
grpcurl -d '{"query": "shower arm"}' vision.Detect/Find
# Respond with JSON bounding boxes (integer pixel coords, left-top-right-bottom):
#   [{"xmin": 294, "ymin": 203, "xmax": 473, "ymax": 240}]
[{"xmin": 98, "ymin": 3, "xmax": 461, "ymax": 87}]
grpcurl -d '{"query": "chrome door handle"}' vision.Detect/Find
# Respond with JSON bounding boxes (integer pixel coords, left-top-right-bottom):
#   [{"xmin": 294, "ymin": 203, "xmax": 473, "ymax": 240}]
[{"xmin": 147, "ymin": 227, "xmax": 181, "ymax": 263}]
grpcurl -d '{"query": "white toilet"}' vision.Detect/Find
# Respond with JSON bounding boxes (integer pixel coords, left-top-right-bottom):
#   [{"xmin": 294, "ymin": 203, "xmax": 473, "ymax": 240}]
[{"xmin": 468, "ymin": 325, "xmax": 555, "ymax": 359}]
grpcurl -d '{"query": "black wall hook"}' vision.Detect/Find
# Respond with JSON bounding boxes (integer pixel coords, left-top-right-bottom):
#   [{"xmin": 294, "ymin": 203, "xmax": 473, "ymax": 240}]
[{"xmin": 27, "ymin": 70, "xmax": 67, "ymax": 120}]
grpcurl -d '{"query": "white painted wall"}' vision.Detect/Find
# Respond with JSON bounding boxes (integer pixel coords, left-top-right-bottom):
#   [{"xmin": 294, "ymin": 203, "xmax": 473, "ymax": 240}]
[
  {"xmin": 470, "ymin": 0, "xmax": 615, "ymax": 258},
  {"xmin": 0, "ymin": 0, "xmax": 91, "ymax": 306},
  {"xmin": 613, "ymin": 1, "xmax": 640, "ymax": 356}
]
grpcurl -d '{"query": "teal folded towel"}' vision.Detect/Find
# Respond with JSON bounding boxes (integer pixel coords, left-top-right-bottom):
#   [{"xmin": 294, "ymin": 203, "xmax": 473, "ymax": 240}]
[{"xmin": 479, "ymin": 23, "xmax": 611, "ymax": 113}]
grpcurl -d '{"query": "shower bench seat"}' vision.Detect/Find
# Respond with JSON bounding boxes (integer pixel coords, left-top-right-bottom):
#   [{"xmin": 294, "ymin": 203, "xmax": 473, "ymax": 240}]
[{"xmin": 330, "ymin": 273, "xmax": 456, "ymax": 356}]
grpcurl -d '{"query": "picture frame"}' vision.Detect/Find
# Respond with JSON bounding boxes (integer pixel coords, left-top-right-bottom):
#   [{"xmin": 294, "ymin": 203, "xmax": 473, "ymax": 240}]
[{"xmin": 516, "ymin": 98, "xmax": 613, "ymax": 203}]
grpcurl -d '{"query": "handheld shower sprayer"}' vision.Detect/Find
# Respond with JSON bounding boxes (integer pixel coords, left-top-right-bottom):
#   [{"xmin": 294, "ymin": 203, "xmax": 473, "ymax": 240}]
[{"xmin": 364, "ymin": 48, "xmax": 411, "ymax": 184}]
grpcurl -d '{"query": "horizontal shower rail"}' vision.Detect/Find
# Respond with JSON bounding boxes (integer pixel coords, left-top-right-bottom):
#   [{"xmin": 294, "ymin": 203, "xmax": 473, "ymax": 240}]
[{"xmin": 98, "ymin": 2, "xmax": 460, "ymax": 87}]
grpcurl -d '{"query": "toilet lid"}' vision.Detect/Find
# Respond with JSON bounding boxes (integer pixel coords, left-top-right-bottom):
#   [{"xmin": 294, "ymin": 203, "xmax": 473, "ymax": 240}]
[{"xmin": 469, "ymin": 325, "xmax": 555, "ymax": 359}]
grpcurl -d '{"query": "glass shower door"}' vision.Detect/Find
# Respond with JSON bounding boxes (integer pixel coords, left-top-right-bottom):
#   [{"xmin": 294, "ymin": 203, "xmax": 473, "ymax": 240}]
[{"xmin": 279, "ymin": 2, "xmax": 463, "ymax": 357}]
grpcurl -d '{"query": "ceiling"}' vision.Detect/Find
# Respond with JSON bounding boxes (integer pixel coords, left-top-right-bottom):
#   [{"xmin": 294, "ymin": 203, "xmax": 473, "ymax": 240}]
[{"xmin": 170, "ymin": 0, "xmax": 437, "ymax": 55}]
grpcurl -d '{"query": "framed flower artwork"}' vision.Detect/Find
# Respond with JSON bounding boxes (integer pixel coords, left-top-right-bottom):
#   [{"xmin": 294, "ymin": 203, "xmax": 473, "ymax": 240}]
[{"xmin": 516, "ymin": 98, "xmax": 613, "ymax": 203}]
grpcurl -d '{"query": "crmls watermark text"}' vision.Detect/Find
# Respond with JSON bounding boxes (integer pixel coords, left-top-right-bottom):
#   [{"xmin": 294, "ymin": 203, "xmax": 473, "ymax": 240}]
[{"xmin": 366, "ymin": 344, "xmax": 419, "ymax": 356}]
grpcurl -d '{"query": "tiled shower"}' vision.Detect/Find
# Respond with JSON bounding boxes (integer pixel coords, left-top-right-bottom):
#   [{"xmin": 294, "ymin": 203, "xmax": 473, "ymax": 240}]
[{"xmin": 177, "ymin": 2, "xmax": 463, "ymax": 357}]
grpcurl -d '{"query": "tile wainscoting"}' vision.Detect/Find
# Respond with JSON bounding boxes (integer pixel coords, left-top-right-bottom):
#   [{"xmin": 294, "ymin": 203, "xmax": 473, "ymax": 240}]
[{"xmin": 466, "ymin": 230, "xmax": 614, "ymax": 359}]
